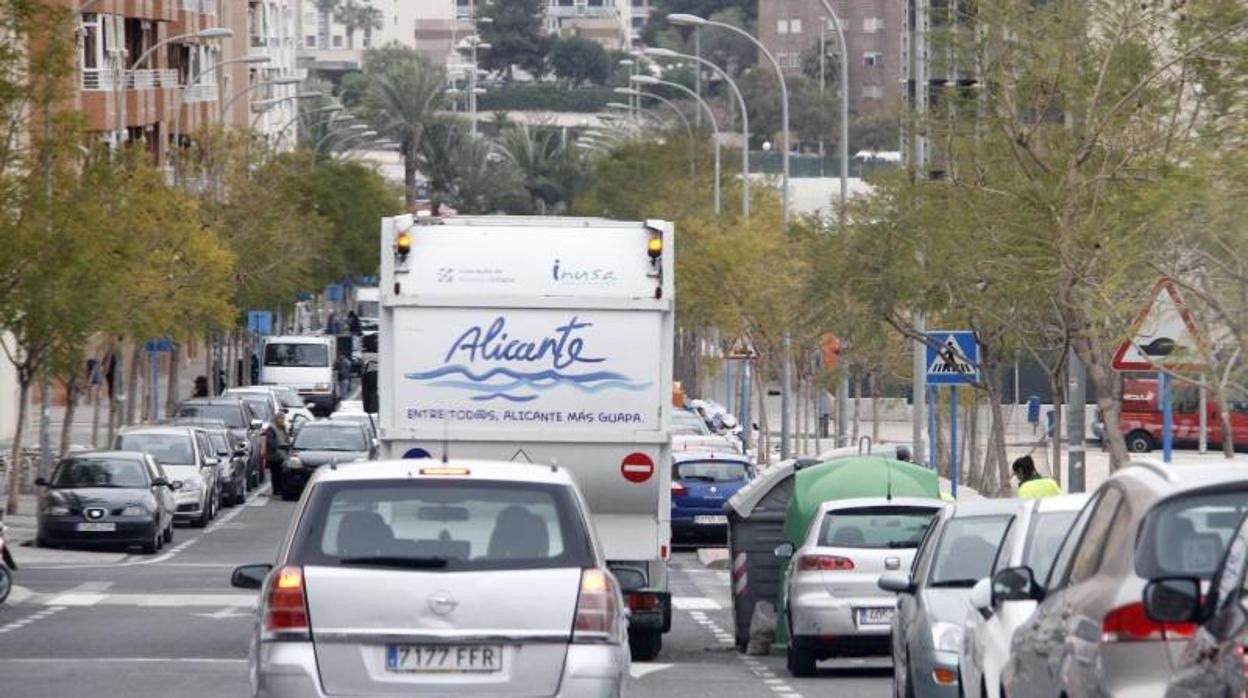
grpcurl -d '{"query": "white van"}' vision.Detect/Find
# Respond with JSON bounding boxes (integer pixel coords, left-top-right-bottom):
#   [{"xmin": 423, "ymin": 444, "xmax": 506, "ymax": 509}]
[{"xmin": 260, "ymin": 336, "xmax": 337, "ymax": 415}]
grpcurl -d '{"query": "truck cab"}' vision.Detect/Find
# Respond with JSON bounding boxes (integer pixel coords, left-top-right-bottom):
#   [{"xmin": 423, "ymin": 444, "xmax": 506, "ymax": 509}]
[{"xmin": 260, "ymin": 335, "xmax": 338, "ymax": 416}]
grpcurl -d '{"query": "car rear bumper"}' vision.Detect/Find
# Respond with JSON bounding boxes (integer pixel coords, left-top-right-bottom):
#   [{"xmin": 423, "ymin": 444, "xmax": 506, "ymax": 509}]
[
  {"xmin": 38, "ymin": 517, "xmax": 157, "ymax": 546},
  {"xmin": 173, "ymin": 497, "xmax": 206, "ymax": 522},
  {"xmin": 671, "ymin": 518, "xmax": 727, "ymax": 542},
  {"xmin": 790, "ymin": 591, "xmax": 895, "ymax": 641},
  {"xmin": 253, "ymin": 641, "xmax": 626, "ymax": 698}
]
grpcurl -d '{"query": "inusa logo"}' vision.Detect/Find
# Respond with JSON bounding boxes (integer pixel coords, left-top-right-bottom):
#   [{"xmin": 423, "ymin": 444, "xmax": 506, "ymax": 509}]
[{"xmin": 552, "ymin": 259, "xmax": 616, "ymax": 283}]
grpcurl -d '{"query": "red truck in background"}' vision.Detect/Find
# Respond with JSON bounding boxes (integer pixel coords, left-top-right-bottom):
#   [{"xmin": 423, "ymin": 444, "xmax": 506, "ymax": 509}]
[{"xmin": 1115, "ymin": 377, "xmax": 1248, "ymax": 453}]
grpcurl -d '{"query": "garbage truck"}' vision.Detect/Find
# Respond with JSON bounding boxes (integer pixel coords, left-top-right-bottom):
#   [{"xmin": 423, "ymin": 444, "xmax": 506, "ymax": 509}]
[{"xmin": 366, "ymin": 214, "xmax": 675, "ymax": 660}]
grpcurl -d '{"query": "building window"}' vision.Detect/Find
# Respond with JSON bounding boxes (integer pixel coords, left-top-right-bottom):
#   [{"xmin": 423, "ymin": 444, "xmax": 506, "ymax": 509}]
[
  {"xmin": 777, "ymin": 18, "xmax": 788, "ymax": 34},
  {"xmin": 777, "ymin": 51, "xmax": 801, "ymax": 69},
  {"xmin": 632, "ymin": 0, "xmax": 643, "ymax": 5},
  {"xmin": 332, "ymin": 34, "xmax": 343, "ymax": 48},
  {"xmin": 863, "ymin": 16, "xmax": 883, "ymax": 33},
  {"xmin": 306, "ymin": 35, "xmax": 316, "ymax": 47},
  {"xmin": 864, "ymin": 52, "xmax": 884, "ymax": 68},
  {"xmin": 632, "ymin": 16, "xmax": 643, "ymax": 27},
  {"xmin": 789, "ymin": 18, "xmax": 801, "ymax": 34},
  {"xmin": 862, "ymin": 85, "xmax": 884, "ymax": 99}
]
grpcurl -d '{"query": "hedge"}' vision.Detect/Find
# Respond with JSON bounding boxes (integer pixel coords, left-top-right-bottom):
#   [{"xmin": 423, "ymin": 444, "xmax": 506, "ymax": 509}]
[{"xmin": 476, "ymin": 86, "xmax": 615, "ymax": 113}]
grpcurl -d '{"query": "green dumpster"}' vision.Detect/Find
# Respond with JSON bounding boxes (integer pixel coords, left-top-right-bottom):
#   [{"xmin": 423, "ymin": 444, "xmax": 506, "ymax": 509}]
[{"xmin": 783, "ymin": 457, "xmax": 941, "ymax": 545}]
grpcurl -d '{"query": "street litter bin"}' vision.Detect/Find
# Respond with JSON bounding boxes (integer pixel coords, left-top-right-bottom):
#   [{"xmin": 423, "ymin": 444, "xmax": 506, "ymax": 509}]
[{"xmin": 723, "ymin": 443, "xmax": 912, "ymax": 651}]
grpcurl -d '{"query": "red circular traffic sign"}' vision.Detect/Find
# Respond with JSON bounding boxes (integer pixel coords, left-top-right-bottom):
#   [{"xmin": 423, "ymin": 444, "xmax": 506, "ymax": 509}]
[{"xmin": 620, "ymin": 452, "xmax": 655, "ymax": 483}]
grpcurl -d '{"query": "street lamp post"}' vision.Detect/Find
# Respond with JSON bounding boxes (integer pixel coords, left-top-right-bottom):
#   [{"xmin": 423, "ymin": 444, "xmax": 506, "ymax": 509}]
[
  {"xmin": 116, "ymin": 27, "xmax": 232, "ymax": 147},
  {"xmin": 669, "ymin": 12, "xmax": 795, "ymax": 458},
  {"xmin": 249, "ymin": 92, "xmax": 321, "ymax": 130},
  {"xmin": 644, "ymin": 47, "xmax": 750, "ymax": 219},
  {"xmin": 169, "ymin": 54, "xmax": 270, "ymax": 162},
  {"xmin": 219, "ymin": 75, "xmax": 302, "ymax": 122},
  {"xmin": 274, "ymin": 104, "xmax": 342, "ymax": 150},
  {"xmin": 458, "ymin": 36, "xmax": 491, "ymax": 137},
  {"xmin": 632, "ymin": 75, "xmax": 721, "ymax": 215},
  {"xmin": 614, "ymin": 86, "xmax": 695, "ymax": 176}
]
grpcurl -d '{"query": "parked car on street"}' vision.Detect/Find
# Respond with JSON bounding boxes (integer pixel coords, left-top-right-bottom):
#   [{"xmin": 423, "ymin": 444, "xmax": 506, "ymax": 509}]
[
  {"xmin": 1001, "ymin": 461, "xmax": 1248, "ymax": 698},
  {"xmin": 328, "ymin": 409, "xmax": 377, "ymax": 441},
  {"xmin": 880, "ymin": 498, "xmax": 1018, "ymax": 697},
  {"xmin": 267, "ymin": 385, "xmax": 317, "ymax": 425},
  {"xmin": 225, "ymin": 387, "xmax": 311, "ymax": 429},
  {"xmin": 671, "ymin": 451, "xmax": 753, "ymax": 545},
  {"xmin": 282, "ymin": 421, "xmax": 378, "ymax": 500},
  {"xmin": 193, "ymin": 423, "xmax": 249, "ymax": 507},
  {"xmin": 781, "ymin": 496, "xmax": 943, "ymax": 676},
  {"xmin": 960, "ymin": 494, "xmax": 1089, "ymax": 698},
  {"xmin": 173, "ymin": 398, "xmax": 262, "ymax": 487},
  {"xmin": 230, "ymin": 459, "xmax": 630, "ymax": 697},
  {"xmin": 34, "ymin": 451, "xmax": 177, "ymax": 554},
  {"xmin": 115, "ymin": 426, "xmax": 220, "ymax": 527}
]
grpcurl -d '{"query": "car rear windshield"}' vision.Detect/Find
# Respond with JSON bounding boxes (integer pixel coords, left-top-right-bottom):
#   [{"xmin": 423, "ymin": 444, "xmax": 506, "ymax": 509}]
[
  {"xmin": 116, "ymin": 433, "xmax": 194, "ymax": 465},
  {"xmin": 674, "ymin": 460, "xmax": 749, "ymax": 483},
  {"xmin": 1022, "ymin": 510, "xmax": 1079, "ymax": 582},
  {"xmin": 817, "ymin": 505, "xmax": 940, "ymax": 549},
  {"xmin": 264, "ymin": 343, "xmax": 329, "ymax": 367},
  {"xmin": 175, "ymin": 404, "xmax": 246, "ymax": 429},
  {"xmin": 290, "ymin": 479, "xmax": 595, "ymax": 572},
  {"xmin": 294, "ymin": 426, "xmax": 367, "ymax": 452},
  {"xmin": 928, "ymin": 515, "xmax": 1011, "ymax": 587},
  {"xmin": 672, "ymin": 412, "xmax": 710, "ymax": 435},
  {"xmin": 275, "ymin": 392, "xmax": 304, "ymax": 408},
  {"xmin": 53, "ymin": 457, "xmax": 148, "ymax": 489},
  {"xmin": 1136, "ymin": 489, "xmax": 1248, "ymax": 580}
]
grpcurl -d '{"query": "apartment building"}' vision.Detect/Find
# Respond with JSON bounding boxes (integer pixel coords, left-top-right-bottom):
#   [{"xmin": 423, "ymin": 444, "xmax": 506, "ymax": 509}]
[
  {"xmin": 300, "ymin": 0, "xmax": 421, "ymax": 73},
  {"xmin": 249, "ymin": 0, "xmax": 300, "ymax": 149},
  {"xmin": 625, "ymin": 0, "xmax": 654, "ymax": 48},
  {"xmin": 757, "ymin": 0, "xmax": 902, "ymax": 115},
  {"xmin": 546, "ymin": 0, "xmax": 628, "ymax": 49}
]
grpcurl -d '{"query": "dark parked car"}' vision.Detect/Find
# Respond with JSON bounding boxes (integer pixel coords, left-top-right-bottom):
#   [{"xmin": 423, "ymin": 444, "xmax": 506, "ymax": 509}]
[
  {"xmin": 670, "ymin": 452, "xmax": 753, "ymax": 544},
  {"xmin": 35, "ymin": 451, "xmax": 177, "ymax": 554},
  {"xmin": 174, "ymin": 398, "xmax": 263, "ymax": 488},
  {"xmin": 282, "ymin": 421, "xmax": 377, "ymax": 500},
  {"xmin": 1150, "ymin": 510, "xmax": 1248, "ymax": 698}
]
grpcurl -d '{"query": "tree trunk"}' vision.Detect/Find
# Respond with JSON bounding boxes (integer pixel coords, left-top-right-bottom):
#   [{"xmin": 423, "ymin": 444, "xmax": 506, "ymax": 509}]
[
  {"xmin": 166, "ymin": 342, "xmax": 181, "ymax": 419},
  {"xmin": 91, "ymin": 375, "xmax": 102, "ymax": 448},
  {"xmin": 983, "ymin": 355, "xmax": 1011, "ymax": 496},
  {"xmin": 1047, "ymin": 365, "xmax": 1064, "ymax": 486},
  {"xmin": 753, "ymin": 361, "xmax": 770, "ymax": 463},
  {"xmin": 967, "ymin": 392, "xmax": 980, "ymax": 489},
  {"xmin": 1071, "ymin": 333, "xmax": 1130, "ymax": 469},
  {"xmin": 870, "ymin": 371, "xmax": 880, "ymax": 442},
  {"xmin": 403, "ymin": 149, "xmax": 419, "ymax": 207},
  {"xmin": 6, "ymin": 378, "xmax": 30, "ymax": 516},
  {"xmin": 59, "ymin": 376, "xmax": 80, "ymax": 458},
  {"xmin": 935, "ymin": 393, "xmax": 949, "ymax": 478},
  {"xmin": 852, "ymin": 367, "xmax": 861, "ymax": 444},
  {"xmin": 1214, "ymin": 387, "xmax": 1235, "ymax": 457},
  {"xmin": 125, "ymin": 342, "xmax": 141, "ymax": 426}
]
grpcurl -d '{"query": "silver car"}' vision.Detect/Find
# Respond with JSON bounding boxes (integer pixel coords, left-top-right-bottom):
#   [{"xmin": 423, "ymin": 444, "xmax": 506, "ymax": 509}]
[
  {"xmin": 781, "ymin": 496, "xmax": 944, "ymax": 676},
  {"xmin": 880, "ymin": 498, "xmax": 1019, "ymax": 697},
  {"xmin": 1002, "ymin": 461, "xmax": 1248, "ymax": 698},
  {"xmin": 115, "ymin": 425, "xmax": 220, "ymax": 527},
  {"xmin": 231, "ymin": 459, "xmax": 630, "ymax": 698}
]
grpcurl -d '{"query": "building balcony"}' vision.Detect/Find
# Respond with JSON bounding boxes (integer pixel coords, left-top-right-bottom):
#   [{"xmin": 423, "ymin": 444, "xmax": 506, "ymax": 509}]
[
  {"xmin": 547, "ymin": 4, "xmax": 616, "ymax": 19},
  {"xmin": 82, "ymin": 68, "xmax": 180, "ymax": 91},
  {"xmin": 182, "ymin": 83, "xmax": 217, "ymax": 103},
  {"xmin": 180, "ymin": 0, "xmax": 216, "ymax": 14}
]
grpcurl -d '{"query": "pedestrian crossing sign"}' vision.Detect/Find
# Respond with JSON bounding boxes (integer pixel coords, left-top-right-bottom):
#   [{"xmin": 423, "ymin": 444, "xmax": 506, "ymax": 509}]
[{"xmin": 925, "ymin": 331, "xmax": 979, "ymax": 385}]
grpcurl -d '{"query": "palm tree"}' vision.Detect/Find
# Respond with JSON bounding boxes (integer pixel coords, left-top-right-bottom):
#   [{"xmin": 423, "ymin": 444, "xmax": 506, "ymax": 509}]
[
  {"xmin": 418, "ymin": 118, "xmax": 522, "ymax": 214},
  {"xmin": 358, "ymin": 4, "xmax": 385, "ymax": 49},
  {"xmin": 361, "ymin": 50, "xmax": 446, "ymax": 206},
  {"xmin": 496, "ymin": 124, "xmax": 588, "ymax": 213}
]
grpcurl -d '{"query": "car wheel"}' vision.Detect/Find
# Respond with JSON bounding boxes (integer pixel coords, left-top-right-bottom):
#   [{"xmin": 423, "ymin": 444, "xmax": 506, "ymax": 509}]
[
  {"xmin": 163, "ymin": 521, "xmax": 173, "ymax": 544},
  {"xmin": 193, "ymin": 501, "xmax": 210, "ymax": 528},
  {"xmin": 141, "ymin": 528, "xmax": 160, "ymax": 555},
  {"xmin": 1126, "ymin": 430, "xmax": 1154, "ymax": 453},
  {"xmin": 786, "ymin": 640, "xmax": 817, "ymax": 678},
  {"xmin": 628, "ymin": 629, "xmax": 662, "ymax": 661}
]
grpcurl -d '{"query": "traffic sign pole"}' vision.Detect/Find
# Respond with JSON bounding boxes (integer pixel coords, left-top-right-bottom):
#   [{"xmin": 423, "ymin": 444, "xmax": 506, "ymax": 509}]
[
  {"xmin": 950, "ymin": 387, "xmax": 958, "ymax": 498},
  {"xmin": 928, "ymin": 386, "xmax": 937, "ymax": 469}
]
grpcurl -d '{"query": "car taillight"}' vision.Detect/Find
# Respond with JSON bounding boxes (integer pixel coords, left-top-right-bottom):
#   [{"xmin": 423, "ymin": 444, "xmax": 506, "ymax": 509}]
[
  {"xmin": 263, "ymin": 565, "xmax": 310, "ymax": 639},
  {"xmin": 798, "ymin": 555, "xmax": 855, "ymax": 571},
  {"xmin": 628, "ymin": 591, "xmax": 661, "ymax": 612},
  {"xmin": 572, "ymin": 568, "xmax": 619, "ymax": 643},
  {"xmin": 1100, "ymin": 601, "xmax": 1195, "ymax": 643},
  {"xmin": 671, "ymin": 482, "xmax": 687, "ymax": 496}
]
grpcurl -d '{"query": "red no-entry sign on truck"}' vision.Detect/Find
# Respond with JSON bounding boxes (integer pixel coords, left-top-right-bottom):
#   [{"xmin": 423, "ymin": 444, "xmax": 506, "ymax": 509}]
[{"xmin": 621, "ymin": 452, "xmax": 655, "ymax": 483}]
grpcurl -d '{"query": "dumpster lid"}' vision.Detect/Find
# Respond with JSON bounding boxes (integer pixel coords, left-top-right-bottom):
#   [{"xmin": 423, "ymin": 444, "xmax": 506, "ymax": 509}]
[
  {"xmin": 784, "ymin": 456, "xmax": 943, "ymax": 545},
  {"xmin": 725, "ymin": 442, "xmax": 910, "ymax": 518}
]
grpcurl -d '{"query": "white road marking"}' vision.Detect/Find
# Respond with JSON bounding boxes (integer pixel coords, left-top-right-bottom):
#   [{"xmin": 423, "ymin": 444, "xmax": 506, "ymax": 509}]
[
  {"xmin": 671, "ymin": 596, "xmax": 721, "ymax": 610},
  {"xmin": 628, "ymin": 662, "xmax": 674, "ymax": 679},
  {"xmin": 0, "ymin": 657, "xmax": 248, "ymax": 664},
  {"xmin": 0, "ymin": 606, "xmax": 66, "ymax": 634},
  {"xmin": 192, "ymin": 606, "xmax": 253, "ymax": 620},
  {"xmin": 44, "ymin": 593, "xmax": 106, "ymax": 607},
  {"xmin": 38, "ymin": 593, "xmax": 256, "ymax": 608}
]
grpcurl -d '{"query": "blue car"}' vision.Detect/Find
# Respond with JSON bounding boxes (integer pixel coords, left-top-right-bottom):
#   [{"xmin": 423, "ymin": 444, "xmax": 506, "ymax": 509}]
[{"xmin": 671, "ymin": 452, "xmax": 753, "ymax": 545}]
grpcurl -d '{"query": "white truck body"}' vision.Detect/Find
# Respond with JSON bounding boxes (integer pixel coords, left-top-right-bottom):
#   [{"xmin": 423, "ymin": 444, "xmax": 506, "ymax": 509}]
[
  {"xmin": 376, "ymin": 214, "xmax": 675, "ymax": 646},
  {"xmin": 354, "ymin": 286, "xmax": 380, "ymax": 321},
  {"xmin": 260, "ymin": 335, "xmax": 338, "ymax": 413}
]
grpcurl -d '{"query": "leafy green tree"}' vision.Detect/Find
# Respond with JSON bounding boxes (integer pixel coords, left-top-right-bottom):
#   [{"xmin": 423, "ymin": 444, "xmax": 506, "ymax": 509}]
[
  {"xmin": 355, "ymin": 48, "xmax": 446, "ymax": 205},
  {"xmin": 650, "ymin": 7, "xmax": 757, "ymax": 77},
  {"xmin": 497, "ymin": 124, "xmax": 590, "ymax": 214},
  {"xmin": 737, "ymin": 69, "xmax": 838, "ymax": 147},
  {"xmin": 550, "ymin": 34, "xmax": 611, "ymax": 88},
  {"xmin": 478, "ymin": 0, "xmax": 550, "ymax": 82}
]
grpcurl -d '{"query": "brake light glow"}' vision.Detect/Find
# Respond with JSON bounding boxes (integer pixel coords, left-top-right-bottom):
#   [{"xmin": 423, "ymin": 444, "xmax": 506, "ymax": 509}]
[
  {"xmin": 671, "ymin": 482, "xmax": 688, "ymax": 496},
  {"xmin": 798, "ymin": 555, "xmax": 855, "ymax": 571},
  {"xmin": 263, "ymin": 565, "xmax": 310, "ymax": 639},
  {"xmin": 572, "ymin": 568, "xmax": 620, "ymax": 643},
  {"xmin": 1100, "ymin": 601, "xmax": 1195, "ymax": 643},
  {"xmin": 420, "ymin": 467, "xmax": 470, "ymax": 476},
  {"xmin": 628, "ymin": 592, "xmax": 661, "ymax": 612}
]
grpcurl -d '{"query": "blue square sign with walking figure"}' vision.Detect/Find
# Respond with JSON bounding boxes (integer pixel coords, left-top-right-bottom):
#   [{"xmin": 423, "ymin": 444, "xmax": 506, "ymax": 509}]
[{"xmin": 925, "ymin": 331, "xmax": 980, "ymax": 385}]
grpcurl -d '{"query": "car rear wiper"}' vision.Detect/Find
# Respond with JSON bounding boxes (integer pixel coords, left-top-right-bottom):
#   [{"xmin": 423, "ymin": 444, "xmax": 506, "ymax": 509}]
[
  {"xmin": 681, "ymin": 475, "xmax": 716, "ymax": 482},
  {"xmin": 886, "ymin": 541, "xmax": 920, "ymax": 548},
  {"xmin": 339, "ymin": 556, "xmax": 450, "ymax": 569}
]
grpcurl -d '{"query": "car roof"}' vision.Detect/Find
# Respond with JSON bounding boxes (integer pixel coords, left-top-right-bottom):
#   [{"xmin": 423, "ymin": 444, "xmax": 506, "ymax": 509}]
[
  {"xmin": 947, "ymin": 498, "xmax": 1022, "ymax": 518},
  {"xmin": 310, "ymin": 459, "xmax": 578, "ymax": 487},
  {"xmin": 1033, "ymin": 493, "xmax": 1091, "ymax": 513},
  {"xmin": 672, "ymin": 450, "xmax": 751, "ymax": 464},
  {"xmin": 816, "ymin": 496, "xmax": 946, "ymax": 515},
  {"xmin": 178, "ymin": 398, "xmax": 246, "ymax": 408},
  {"xmin": 298, "ymin": 421, "xmax": 366, "ymax": 430},
  {"xmin": 61, "ymin": 449, "xmax": 148, "ymax": 461},
  {"xmin": 119, "ymin": 425, "xmax": 198, "ymax": 436},
  {"xmin": 1116, "ymin": 460, "xmax": 1248, "ymax": 494},
  {"xmin": 265, "ymin": 335, "xmax": 329, "ymax": 344}
]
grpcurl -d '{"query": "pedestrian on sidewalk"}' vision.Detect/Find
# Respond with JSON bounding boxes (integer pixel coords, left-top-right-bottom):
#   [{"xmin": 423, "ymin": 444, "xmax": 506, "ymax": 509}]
[
  {"xmin": 335, "ymin": 353, "xmax": 352, "ymax": 398},
  {"xmin": 266, "ymin": 413, "xmax": 291, "ymax": 497},
  {"xmin": 1013, "ymin": 455, "xmax": 1062, "ymax": 499},
  {"xmin": 192, "ymin": 375, "xmax": 209, "ymax": 398},
  {"xmin": 347, "ymin": 311, "xmax": 362, "ymax": 336}
]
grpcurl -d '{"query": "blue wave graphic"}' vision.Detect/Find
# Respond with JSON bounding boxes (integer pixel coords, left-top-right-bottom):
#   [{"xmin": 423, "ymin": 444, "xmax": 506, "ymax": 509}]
[{"xmin": 407, "ymin": 364, "xmax": 651, "ymax": 402}]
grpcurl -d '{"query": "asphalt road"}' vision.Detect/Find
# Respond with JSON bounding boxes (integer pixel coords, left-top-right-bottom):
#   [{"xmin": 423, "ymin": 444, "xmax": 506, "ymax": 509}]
[{"xmin": 0, "ymin": 490, "xmax": 892, "ymax": 698}]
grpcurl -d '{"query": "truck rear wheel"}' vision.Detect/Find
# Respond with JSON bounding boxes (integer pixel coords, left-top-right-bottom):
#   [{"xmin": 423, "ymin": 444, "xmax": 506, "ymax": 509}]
[
  {"xmin": 1126, "ymin": 430, "xmax": 1154, "ymax": 453},
  {"xmin": 629, "ymin": 629, "xmax": 662, "ymax": 661}
]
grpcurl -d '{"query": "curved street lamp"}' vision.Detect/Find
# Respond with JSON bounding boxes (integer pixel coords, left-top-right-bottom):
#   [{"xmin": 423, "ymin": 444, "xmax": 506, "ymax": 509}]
[
  {"xmin": 250, "ymin": 92, "xmax": 322, "ymax": 130},
  {"xmin": 315, "ymin": 123, "xmax": 370, "ymax": 151},
  {"xmin": 117, "ymin": 27, "xmax": 232, "ymax": 146},
  {"xmin": 219, "ymin": 75, "xmax": 302, "ymax": 121},
  {"xmin": 614, "ymin": 86, "xmax": 694, "ymax": 176},
  {"xmin": 274, "ymin": 104, "xmax": 342, "ymax": 150},
  {"xmin": 644, "ymin": 46, "xmax": 750, "ymax": 219},
  {"xmin": 632, "ymin": 75, "xmax": 722, "ymax": 214},
  {"xmin": 168, "ymin": 54, "xmax": 270, "ymax": 161}
]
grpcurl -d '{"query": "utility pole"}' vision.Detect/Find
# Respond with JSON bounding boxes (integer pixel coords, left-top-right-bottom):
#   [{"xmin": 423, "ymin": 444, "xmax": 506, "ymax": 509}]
[
  {"xmin": 909, "ymin": 0, "xmax": 931, "ymax": 465},
  {"xmin": 1067, "ymin": 356, "xmax": 1086, "ymax": 492}
]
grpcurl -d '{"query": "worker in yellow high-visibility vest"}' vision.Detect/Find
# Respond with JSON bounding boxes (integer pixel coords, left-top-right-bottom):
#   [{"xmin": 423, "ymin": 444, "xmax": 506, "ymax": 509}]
[{"xmin": 1013, "ymin": 455, "xmax": 1062, "ymax": 499}]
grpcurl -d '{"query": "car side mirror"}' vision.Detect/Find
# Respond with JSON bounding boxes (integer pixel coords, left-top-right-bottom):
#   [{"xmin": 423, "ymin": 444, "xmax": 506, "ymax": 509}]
[
  {"xmin": 231, "ymin": 563, "xmax": 273, "ymax": 590},
  {"xmin": 151, "ymin": 477, "xmax": 169, "ymax": 488},
  {"xmin": 204, "ymin": 458, "xmax": 219, "ymax": 467},
  {"xmin": 250, "ymin": 419, "xmax": 263, "ymax": 431},
  {"xmin": 991, "ymin": 566, "xmax": 1042, "ymax": 604},
  {"xmin": 878, "ymin": 572, "xmax": 916, "ymax": 595},
  {"xmin": 774, "ymin": 543, "xmax": 794, "ymax": 560},
  {"xmin": 170, "ymin": 480, "xmax": 183, "ymax": 491},
  {"xmin": 1143, "ymin": 577, "xmax": 1203, "ymax": 624},
  {"xmin": 970, "ymin": 577, "xmax": 993, "ymax": 619},
  {"xmin": 34, "ymin": 477, "xmax": 50, "ymax": 487}
]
